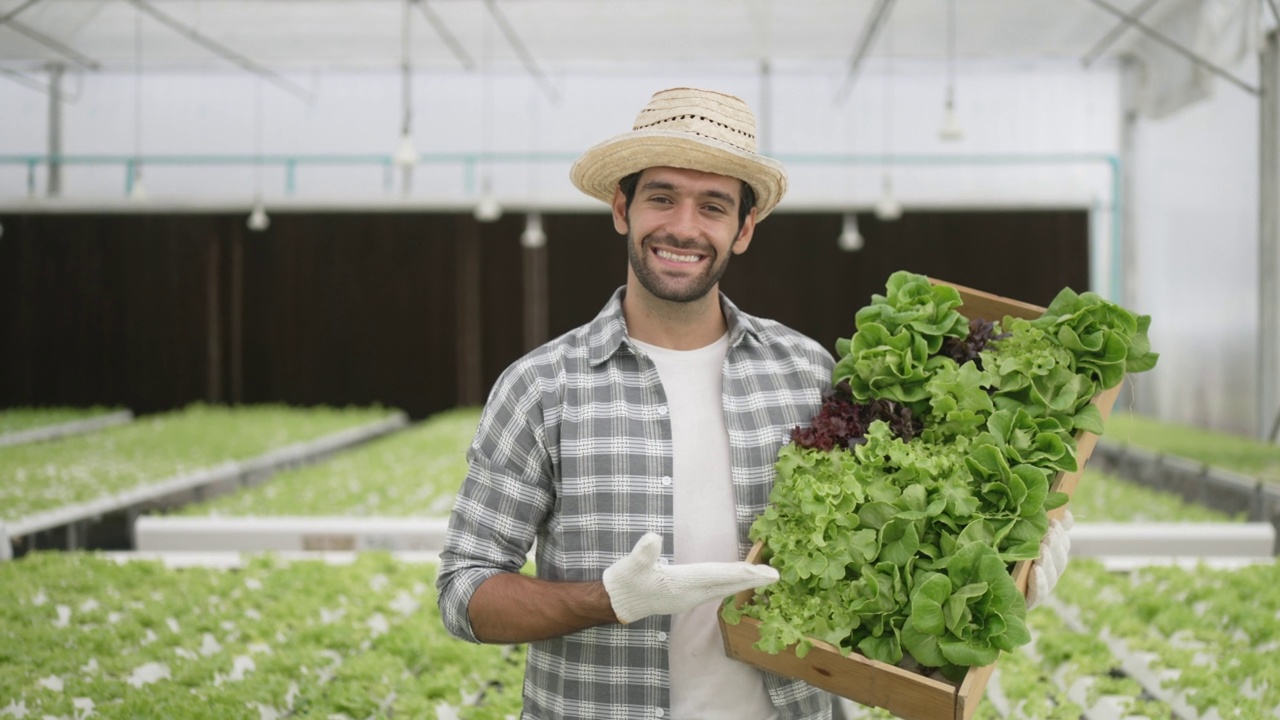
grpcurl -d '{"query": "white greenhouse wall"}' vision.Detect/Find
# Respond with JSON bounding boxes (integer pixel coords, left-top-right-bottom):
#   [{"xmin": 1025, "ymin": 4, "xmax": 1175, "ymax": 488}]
[
  {"xmin": 1, "ymin": 60, "xmax": 1120, "ymax": 210},
  {"xmin": 1128, "ymin": 54, "xmax": 1261, "ymax": 437},
  {"xmin": 0, "ymin": 58, "xmax": 1267, "ymax": 437}
]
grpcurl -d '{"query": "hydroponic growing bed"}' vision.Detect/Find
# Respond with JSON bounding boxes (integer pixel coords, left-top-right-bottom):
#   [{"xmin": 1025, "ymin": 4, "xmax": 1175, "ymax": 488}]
[
  {"xmin": 1105, "ymin": 412, "xmax": 1280, "ymax": 484},
  {"xmin": 1070, "ymin": 470, "xmax": 1243, "ymax": 523},
  {"xmin": 132, "ymin": 408, "xmax": 480, "ymax": 552},
  {"xmin": 0, "ymin": 404, "xmax": 406, "ymax": 557},
  {"xmin": 179, "ymin": 407, "xmax": 479, "ymax": 518},
  {"xmin": 1049, "ymin": 558, "xmax": 1280, "ymax": 719},
  {"xmin": 1, "ymin": 404, "xmax": 402, "ymax": 526},
  {"xmin": 0, "ymin": 407, "xmax": 133, "ymax": 448},
  {"xmin": 839, "ymin": 557, "xmax": 1280, "ymax": 720},
  {"xmin": 9, "ymin": 551, "xmax": 1274, "ymax": 720},
  {"xmin": 0, "ymin": 551, "xmax": 524, "ymax": 720},
  {"xmin": 0, "ymin": 407, "xmax": 127, "ymax": 436}
]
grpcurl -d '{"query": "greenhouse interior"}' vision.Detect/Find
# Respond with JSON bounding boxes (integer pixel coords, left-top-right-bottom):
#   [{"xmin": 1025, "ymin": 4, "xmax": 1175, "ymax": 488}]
[{"xmin": 2, "ymin": 0, "xmax": 1280, "ymax": 718}]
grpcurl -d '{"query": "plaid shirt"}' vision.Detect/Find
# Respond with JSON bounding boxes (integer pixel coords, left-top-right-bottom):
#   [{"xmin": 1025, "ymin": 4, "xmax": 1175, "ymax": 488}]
[{"xmin": 438, "ymin": 287, "xmax": 835, "ymax": 720}]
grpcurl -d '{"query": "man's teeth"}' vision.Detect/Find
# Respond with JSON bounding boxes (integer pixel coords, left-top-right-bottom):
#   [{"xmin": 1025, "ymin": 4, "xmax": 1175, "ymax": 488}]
[{"xmin": 656, "ymin": 249, "xmax": 701, "ymax": 263}]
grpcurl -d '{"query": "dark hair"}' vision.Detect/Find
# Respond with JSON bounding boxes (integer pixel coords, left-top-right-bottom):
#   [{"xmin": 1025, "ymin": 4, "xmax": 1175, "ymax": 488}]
[{"xmin": 618, "ymin": 171, "xmax": 757, "ymax": 229}]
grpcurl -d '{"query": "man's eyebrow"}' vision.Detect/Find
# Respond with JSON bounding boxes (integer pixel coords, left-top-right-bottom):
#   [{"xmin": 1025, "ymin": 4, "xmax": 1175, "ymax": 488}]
[
  {"xmin": 639, "ymin": 179, "xmax": 677, "ymax": 194},
  {"xmin": 638, "ymin": 179, "xmax": 737, "ymax": 207}
]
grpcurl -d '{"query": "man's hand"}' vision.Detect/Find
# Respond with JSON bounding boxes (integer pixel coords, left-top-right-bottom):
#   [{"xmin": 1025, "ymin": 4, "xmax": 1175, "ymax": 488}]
[
  {"xmin": 1026, "ymin": 509, "xmax": 1073, "ymax": 610},
  {"xmin": 602, "ymin": 533, "xmax": 779, "ymax": 624}
]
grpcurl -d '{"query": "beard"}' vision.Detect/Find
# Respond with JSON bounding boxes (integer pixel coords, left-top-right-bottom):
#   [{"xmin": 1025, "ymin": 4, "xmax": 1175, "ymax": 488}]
[{"xmin": 626, "ymin": 229, "xmax": 736, "ymax": 304}]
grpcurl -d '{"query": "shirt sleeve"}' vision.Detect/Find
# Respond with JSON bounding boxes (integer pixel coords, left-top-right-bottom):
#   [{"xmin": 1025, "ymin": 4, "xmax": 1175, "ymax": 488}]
[{"xmin": 436, "ymin": 362, "xmax": 556, "ymax": 643}]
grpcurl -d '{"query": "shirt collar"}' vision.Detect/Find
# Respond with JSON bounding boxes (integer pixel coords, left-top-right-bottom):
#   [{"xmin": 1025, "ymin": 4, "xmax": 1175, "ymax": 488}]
[{"xmin": 586, "ymin": 286, "xmax": 763, "ymax": 367}]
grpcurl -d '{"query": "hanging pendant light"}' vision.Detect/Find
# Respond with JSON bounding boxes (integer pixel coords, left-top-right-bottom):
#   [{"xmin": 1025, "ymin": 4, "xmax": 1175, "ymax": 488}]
[
  {"xmin": 877, "ymin": 18, "xmax": 901, "ymax": 222},
  {"xmin": 129, "ymin": 165, "xmax": 148, "ymax": 201},
  {"xmin": 939, "ymin": 0, "xmax": 964, "ymax": 141},
  {"xmin": 837, "ymin": 213, "xmax": 864, "ymax": 252},
  {"xmin": 474, "ymin": 177, "xmax": 502, "ymax": 222},
  {"xmin": 394, "ymin": 132, "xmax": 418, "ymax": 168},
  {"xmin": 393, "ymin": 0, "xmax": 418, "ymax": 171},
  {"xmin": 939, "ymin": 100, "xmax": 964, "ymax": 141},
  {"xmin": 472, "ymin": 2, "xmax": 502, "ymax": 222},
  {"xmin": 247, "ymin": 197, "xmax": 271, "ymax": 232},
  {"xmin": 129, "ymin": 6, "xmax": 147, "ymax": 202},
  {"xmin": 521, "ymin": 212, "xmax": 546, "ymax": 248},
  {"xmin": 875, "ymin": 173, "xmax": 902, "ymax": 221},
  {"xmin": 246, "ymin": 78, "xmax": 269, "ymax": 231}
]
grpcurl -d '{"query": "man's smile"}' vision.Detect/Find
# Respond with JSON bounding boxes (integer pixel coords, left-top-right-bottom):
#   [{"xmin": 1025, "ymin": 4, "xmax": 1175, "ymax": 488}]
[{"xmin": 653, "ymin": 247, "xmax": 705, "ymax": 265}]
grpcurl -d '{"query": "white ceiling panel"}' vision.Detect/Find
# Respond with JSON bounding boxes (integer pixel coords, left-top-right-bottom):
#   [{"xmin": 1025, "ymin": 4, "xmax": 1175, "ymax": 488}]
[{"xmin": 0, "ymin": 0, "xmax": 1189, "ymax": 75}]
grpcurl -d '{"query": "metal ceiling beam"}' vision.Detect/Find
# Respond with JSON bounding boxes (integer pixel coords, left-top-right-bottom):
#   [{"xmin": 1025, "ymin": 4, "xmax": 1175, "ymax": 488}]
[
  {"xmin": 0, "ymin": 0, "xmax": 45, "ymax": 24},
  {"xmin": 834, "ymin": 0, "xmax": 897, "ymax": 105},
  {"xmin": 0, "ymin": 18, "xmax": 100, "ymax": 70},
  {"xmin": 416, "ymin": 0, "xmax": 475, "ymax": 71},
  {"xmin": 1081, "ymin": 0, "xmax": 1159, "ymax": 67},
  {"xmin": 1261, "ymin": 29, "xmax": 1280, "ymax": 440},
  {"xmin": 126, "ymin": 0, "xmax": 312, "ymax": 102},
  {"xmin": 484, "ymin": 0, "xmax": 558, "ymax": 102},
  {"xmin": 1083, "ymin": 0, "xmax": 1260, "ymax": 95},
  {"xmin": 0, "ymin": 66, "xmax": 53, "ymax": 93}
]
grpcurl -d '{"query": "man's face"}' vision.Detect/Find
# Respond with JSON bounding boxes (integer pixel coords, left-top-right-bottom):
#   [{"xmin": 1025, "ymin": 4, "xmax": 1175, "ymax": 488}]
[{"xmin": 612, "ymin": 166, "xmax": 757, "ymax": 304}]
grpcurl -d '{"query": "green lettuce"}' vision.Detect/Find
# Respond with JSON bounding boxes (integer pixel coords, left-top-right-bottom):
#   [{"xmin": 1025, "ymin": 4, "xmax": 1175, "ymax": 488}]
[
  {"xmin": 727, "ymin": 271, "xmax": 1159, "ymax": 679},
  {"xmin": 833, "ymin": 271, "xmax": 970, "ymax": 415},
  {"xmin": 903, "ymin": 542, "xmax": 1030, "ymax": 682},
  {"xmin": 1029, "ymin": 287, "xmax": 1159, "ymax": 389}
]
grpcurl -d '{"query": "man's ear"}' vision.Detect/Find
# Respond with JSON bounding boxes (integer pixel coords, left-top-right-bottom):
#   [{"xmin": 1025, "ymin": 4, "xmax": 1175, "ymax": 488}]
[
  {"xmin": 611, "ymin": 186, "xmax": 629, "ymax": 235},
  {"xmin": 732, "ymin": 207, "xmax": 758, "ymax": 255}
]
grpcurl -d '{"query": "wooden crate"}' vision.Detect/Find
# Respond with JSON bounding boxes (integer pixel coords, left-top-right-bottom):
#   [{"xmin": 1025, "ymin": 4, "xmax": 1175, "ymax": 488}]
[{"xmin": 719, "ymin": 278, "xmax": 1124, "ymax": 720}]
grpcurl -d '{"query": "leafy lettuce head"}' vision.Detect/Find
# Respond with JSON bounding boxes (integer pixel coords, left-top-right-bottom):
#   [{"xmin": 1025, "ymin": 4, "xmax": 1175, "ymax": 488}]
[{"xmin": 1029, "ymin": 288, "xmax": 1159, "ymax": 389}]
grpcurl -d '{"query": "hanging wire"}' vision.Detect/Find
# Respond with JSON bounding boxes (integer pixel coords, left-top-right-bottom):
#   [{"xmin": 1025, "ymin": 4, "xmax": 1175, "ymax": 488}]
[
  {"xmin": 946, "ymin": 0, "xmax": 956, "ymax": 110},
  {"xmin": 401, "ymin": 0, "xmax": 412, "ymax": 137},
  {"xmin": 254, "ymin": 76, "xmax": 264, "ymax": 195},
  {"xmin": 133, "ymin": 6, "xmax": 143, "ymax": 185},
  {"xmin": 882, "ymin": 17, "xmax": 894, "ymax": 170},
  {"xmin": 482, "ymin": 6, "xmax": 492, "ymax": 172},
  {"xmin": 472, "ymin": 3, "xmax": 502, "ymax": 221}
]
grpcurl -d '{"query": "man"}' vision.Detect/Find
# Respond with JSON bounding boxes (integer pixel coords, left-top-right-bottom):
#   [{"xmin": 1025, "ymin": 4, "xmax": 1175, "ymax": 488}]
[{"xmin": 437, "ymin": 87, "xmax": 1070, "ymax": 719}]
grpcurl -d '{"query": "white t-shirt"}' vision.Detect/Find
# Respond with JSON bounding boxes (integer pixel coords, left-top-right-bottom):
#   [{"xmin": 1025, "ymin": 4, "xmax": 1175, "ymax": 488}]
[{"xmin": 633, "ymin": 334, "xmax": 779, "ymax": 720}]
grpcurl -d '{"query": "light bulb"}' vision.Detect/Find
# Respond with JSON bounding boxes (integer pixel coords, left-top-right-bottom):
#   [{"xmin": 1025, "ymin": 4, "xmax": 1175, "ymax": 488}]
[
  {"xmin": 874, "ymin": 174, "xmax": 902, "ymax": 221},
  {"xmin": 521, "ymin": 212, "xmax": 546, "ymax": 248},
  {"xmin": 393, "ymin": 132, "xmax": 418, "ymax": 167},
  {"xmin": 247, "ymin": 199, "xmax": 270, "ymax": 232},
  {"xmin": 837, "ymin": 213, "xmax": 863, "ymax": 252},
  {"xmin": 939, "ymin": 102, "xmax": 964, "ymax": 141},
  {"xmin": 474, "ymin": 178, "xmax": 502, "ymax": 222},
  {"xmin": 129, "ymin": 167, "xmax": 148, "ymax": 201}
]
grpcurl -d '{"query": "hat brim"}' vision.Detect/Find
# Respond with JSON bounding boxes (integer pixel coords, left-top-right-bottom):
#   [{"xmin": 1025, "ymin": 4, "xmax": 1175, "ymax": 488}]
[{"xmin": 569, "ymin": 129, "xmax": 788, "ymax": 220}]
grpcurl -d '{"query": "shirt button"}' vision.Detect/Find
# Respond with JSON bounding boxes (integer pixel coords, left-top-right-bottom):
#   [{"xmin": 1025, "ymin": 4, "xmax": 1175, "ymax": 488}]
[
  {"xmin": 660, "ymin": 476, "xmax": 672, "ymax": 486},
  {"xmin": 657, "ymin": 406, "xmax": 669, "ymax": 416},
  {"xmin": 655, "ymin": 710, "xmax": 665, "ymax": 718},
  {"xmin": 657, "ymin": 631, "xmax": 668, "ymax": 641},
  {"xmin": 658, "ymin": 557, "xmax": 670, "ymax": 566}
]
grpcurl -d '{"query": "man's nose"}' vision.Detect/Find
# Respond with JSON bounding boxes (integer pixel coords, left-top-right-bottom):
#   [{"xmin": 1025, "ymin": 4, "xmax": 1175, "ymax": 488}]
[{"xmin": 665, "ymin": 200, "xmax": 701, "ymax": 240}]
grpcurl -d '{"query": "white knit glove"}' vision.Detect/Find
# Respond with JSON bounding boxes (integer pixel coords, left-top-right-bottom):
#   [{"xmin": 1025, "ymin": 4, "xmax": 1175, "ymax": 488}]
[
  {"xmin": 602, "ymin": 533, "xmax": 780, "ymax": 624},
  {"xmin": 1026, "ymin": 509, "xmax": 1073, "ymax": 610}
]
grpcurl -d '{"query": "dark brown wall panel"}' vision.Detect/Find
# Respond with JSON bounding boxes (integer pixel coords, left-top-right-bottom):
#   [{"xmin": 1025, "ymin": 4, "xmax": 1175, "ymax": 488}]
[
  {"xmin": 1, "ymin": 209, "xmax": 1087, "ymax": 420},
  {"xmin": 722, "ymin": 210, "xmax": 1090, "ymax": 356},
  {"xmin": 0, "ymin": 214, "xmax": 216, "ymax": 413},
  {"xmin": 239, "ymin": 213, "xmax": 460, "ymax": 418},
  {"xmin": 544, "ymin": 213, "xmax": 628, "ymax": 337},
  {"xmin": 475, "ymin": 213, "xmax": 527, "ymax": 399}
]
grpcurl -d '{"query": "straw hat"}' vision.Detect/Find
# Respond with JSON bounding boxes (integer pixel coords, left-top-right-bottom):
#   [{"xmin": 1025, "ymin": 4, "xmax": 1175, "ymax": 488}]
[{"xmin": 569, "ymin": 87, "xmax": 788, "ymax": 220}]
